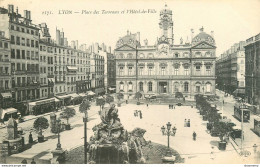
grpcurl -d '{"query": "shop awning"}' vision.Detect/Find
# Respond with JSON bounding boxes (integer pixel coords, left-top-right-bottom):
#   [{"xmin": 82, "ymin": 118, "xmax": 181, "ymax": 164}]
[
  {"xmin": 87, "ymin": 91, "xmax": 95, "ymax": 96},
  {"xmin": 79, "ymin": 93, "xmax": 87, "ymax": 97},
  {"xmin": 56, "ymin": 94, "xmax": 72, "ymax": 100},
  {"xmin": 29, "ymin": 98, "xmax": 55, "ymax": 108},
  {"xmin": 108, "ymin": 88, "xmax": 116, "ymax": 91},
  {"xmin": 0, "ymin": 108, "xmax": 17, "ymax": 119},
  {"xmin": 95, "ymin": 88, "xmax": 105, "ymax": 94},
  {"xmin": 50, "ymin": 97, "xmax": 61, "ymax": 102},
  {"xmin": 233, "ymin": 89, "xmax": 245, "ymax": 95},
  {"xmin": 67, "ymin": 66, "xmax": 78, "ymax": 71},
  {"xmin": 70, "ymin": 93, "xmax": 80, "ymax": 100},
  {"xmin": 1, "ymin": 92, "xmax": 12, "ymax": 98}
]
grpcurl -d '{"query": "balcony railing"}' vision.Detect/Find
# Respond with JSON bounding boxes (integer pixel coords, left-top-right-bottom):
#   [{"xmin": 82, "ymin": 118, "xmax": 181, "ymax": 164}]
[
  {"xmin": 0, "ymin": 59, "xmax": 10, "ymax": 62},
  {"xmin": 27, "ymin": 71, "xmax": 40, "ymax": 74},
  {"xmin": 0, "ymin": 73, "xmax": 10, "ymax": 76},
  {"xmin": 47, "ymin": 74, "xmax": 54, "ymax": 78}
]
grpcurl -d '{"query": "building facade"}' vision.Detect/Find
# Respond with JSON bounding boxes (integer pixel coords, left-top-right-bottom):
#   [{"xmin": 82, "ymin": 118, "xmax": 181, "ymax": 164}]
[
  {"xmin": 0, "ymin": 31, "xmax": 12, "ymax": 109},
  {"xmin": 216, "ymin": 41, "xmax": 246, "ymax": 96},
  {"xmin": 245, "ymin": 33, "xmax": 260, "ymax": 110},
  {"xmin": 107, "ymin": 52, "xmax": 116, "ymax": 91},
  {"xmin": 115, "ymin": 6, "xmax": 216, "ymax": 99}
]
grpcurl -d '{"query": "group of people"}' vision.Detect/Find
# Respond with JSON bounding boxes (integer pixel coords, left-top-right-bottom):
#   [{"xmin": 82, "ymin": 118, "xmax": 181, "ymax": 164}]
[
  {"xmin": 134, "ymin": 110, "xmax": 143, "ymax": 119},
  {"xmin": 168, "ymin": 104, "xmax": 175, "ymax": 109},
  {"xmin": 184, "ymin": 119, "xmax": 191, "ymax": 127},
  {"xmin": 21, "ymin": 158, "xmax": 36, "ymax": 164}
]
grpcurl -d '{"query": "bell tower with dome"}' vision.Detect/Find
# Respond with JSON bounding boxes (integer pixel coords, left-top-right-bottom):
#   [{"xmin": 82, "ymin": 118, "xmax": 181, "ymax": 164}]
[{"xmin": 159, "ymin": 4, "xmax": 174, "ymax": 45}]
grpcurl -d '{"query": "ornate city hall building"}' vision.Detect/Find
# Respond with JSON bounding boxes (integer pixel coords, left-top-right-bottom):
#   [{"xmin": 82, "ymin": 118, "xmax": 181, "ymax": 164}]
[{"xmin": 114, "ymin": 6, "xmax": 216, "ymax": 98}]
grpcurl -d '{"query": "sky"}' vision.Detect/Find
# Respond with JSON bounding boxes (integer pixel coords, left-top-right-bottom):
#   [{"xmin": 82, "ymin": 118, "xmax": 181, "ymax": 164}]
[{"xmin": 1, "ymin": 0, "xmax": 260, "ymax": 57}]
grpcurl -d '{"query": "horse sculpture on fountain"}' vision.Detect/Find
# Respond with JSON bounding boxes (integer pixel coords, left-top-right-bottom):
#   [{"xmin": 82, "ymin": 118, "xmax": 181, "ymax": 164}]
[{"xmin": 87, "ymin": 104, "xmax": 149, "ymax": 164}]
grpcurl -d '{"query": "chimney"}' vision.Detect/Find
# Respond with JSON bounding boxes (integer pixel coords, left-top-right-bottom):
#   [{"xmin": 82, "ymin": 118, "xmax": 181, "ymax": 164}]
[
  {"xmin": 211, "ymin": 31, "xmax": 214, "ymax": 38},
  {"xmin": 16, "ymin": 7, "xmax": 18, "ymax": 14},
  {"xmin": 75, "ymin": 40, "xmax": 78, "ymax": 49},
  {"xmin": 24, "ymin": 10, "xmax": 27, "ymax": 19},
  {"xmin": 71, "ymin": 41, "xmax": 75, "ymax": 49},
  {"xmin": 94, "ymin": 43, "xmax": 99, "ymax": 53},
  {"xmin": 28, "ymin": 11, "xmax": 31, "ymax": 20},
  {"xmin": 64, "ymin": 38, "xmax": 68, "ymax": 46},
  {"xmin": 8, "ymin": 5, "xmax": 14, "ymax": 13},
  {"xmin": 136, "ymin": 32, "xmax": 140, "ymax": 42},
  {"xmin": 56, "ymin": 28, "xmax": 60, "ymax": 45},
  {"xmin": 191, "ymin": 29, "xmax": 194, "ymax": 41}
]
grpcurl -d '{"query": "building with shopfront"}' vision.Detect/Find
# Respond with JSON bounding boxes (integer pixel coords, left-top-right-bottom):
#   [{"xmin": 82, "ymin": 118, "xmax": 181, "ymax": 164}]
[
  {"xmin": 216, "ymin": 41, "xmax": 246, "ymax": 97},
  {"xmin": 245, "ymin": 33, "xmax": 260, "ymax": 111},
  {"xmin": 114, "ymin": 5, "xmax": 216, "ymax": 99},
  {"xmin": 0, "ymin": 31, "xmax": 12, "ymax": 109}
]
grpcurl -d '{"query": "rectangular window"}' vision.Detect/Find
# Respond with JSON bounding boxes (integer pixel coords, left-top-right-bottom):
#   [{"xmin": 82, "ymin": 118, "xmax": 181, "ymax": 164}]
[
  {"xmin": 16, "ymin": 49, "xmax": 20, "ymax": 59},
  {"xmin": 11, "ymin": 49, "xmax": 15, "ymax": 59},
  {"xmin": 31, "ymin": 40, "xmax": 34, "ymax": 47},
  {"xmin": 139, "ymin": 67, "xmax": 143, "ymax": 75},
  {"xmin": 119, "ymin": 67, "xmax": 124, "ymax": 76},
  {"xmin": 11, "ymin": 35, "xmax": 15, "ymax": 44},
  {"xmin": 27, "ymin": 51, "xmax": 30, "ymax": 59},
  {"xmin": 128, "ymin": 66, "xmax": 133, "ymax": 75},
  {"xmin": 196, "ymin": 86, "xmax": 200, "ymax": 93},
  {"xmin": 206, "ymin": 65, "xmax": 211, "ymax": 75},
  {"xmin": 184, "ymin": 66, "xmax": 189, "ymax": 75},
  {"xmin": 21, "ymin": 50, "xmax": 25, "ymax": 59},
  {"xmin": 16, "ymin": 36, "xmax": 20, "ymax": 45},
  {"xmin": 21, "ymin": 38, "xmax": 25, "ymax": 46},
  {"xmin": 11, "ymin": 25, "xmax": 14, "ymax": 30},
  {"xmin": 161, "ymin": 67, "xmax": 165, "ymax": 75},
  {"xmin": 17, "ymin": 63, "xmax": 21, "ymax": 71},
  {"xmin": 26, "ymin": 39, "xmax": 30, "ymax": 47},
  {"xmin": 174, "ymin": 67, "xmax": 179, "ymax": 75},
  {"xmin": 148, "ymin": 67, "xmax": 153, "ymax": 75},
  {"xmin": 4, "ymin": 43, "xmax": 8, "ymax": 48}
]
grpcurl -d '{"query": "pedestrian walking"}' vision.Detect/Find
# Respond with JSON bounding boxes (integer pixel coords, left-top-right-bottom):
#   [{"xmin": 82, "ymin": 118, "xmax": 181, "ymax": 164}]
[
  {"xmin": 184, "ymin": 119, "xmax": 187, "ymax": 127},
  {"xmin": 29, "ymin": 132, "xmax": 33, "ymax": 144},
  {"xmin": 169, "ymin": 104, "xmax": 170, "ymax": 109},
  {"xmin": 31, "ymin": 158, "xmax": 36, "ymax": 164},
  {"xmin": 223, "ymin": 100, "xmax": 225, "ymax": 105},
  {"xmin": 187, "ymin": 119, "xmax": 190, "ymax": 127},
  {"xmin": 146, "ymin": 103, "xmax": 148, "ymax": 108},
  {"xmin": 139, "ymin": 111, "xmax": 143, "ymax": 119},
  {"xmin": 183, "ymin": 97, "xmax": 186, "ymax": 103},
  {"xmin": 193, "ymin": 131, "xmax": 197, "ymax": 141}
]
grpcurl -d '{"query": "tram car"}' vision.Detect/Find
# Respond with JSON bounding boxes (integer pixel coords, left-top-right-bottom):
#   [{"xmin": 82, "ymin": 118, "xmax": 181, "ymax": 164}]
[{"xmin": 234, "ymin": 103, "xmax": 250, "ymax": 122}]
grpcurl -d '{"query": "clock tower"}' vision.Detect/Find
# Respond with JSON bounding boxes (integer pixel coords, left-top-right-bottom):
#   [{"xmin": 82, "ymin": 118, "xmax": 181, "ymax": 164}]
[{"xmin": 159, "ymin": 4, "xmax": 174, "ymax": 45}]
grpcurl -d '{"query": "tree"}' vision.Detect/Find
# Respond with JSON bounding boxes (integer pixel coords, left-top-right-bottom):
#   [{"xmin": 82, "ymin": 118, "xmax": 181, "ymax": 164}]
[
  {"xmin": 79, "ymin": 99, "xmax": 91, "ymax": 116},
  {"xmin": 135, "ymin": 92, "xmax": 142, "ymax": 102},
  {"xmin": 33, "ymin": 117, "xmax": 49, "ymax": 141},
  {"xmin": 106, "ymin": 95, "xmax": 114, "ymax": 104},
  {"xmin": 213, "ymin": 121, "xmax": 233, "ymax": 142},
  {"xmin": 60, "ymin": 107, "xmax": 76, "ymax": 125},
  {"xmin": 175, "ymin": 92, "xmax": 183, "ymax": 99},
  {"xmin": 96, "ymin": 97, "xmax": 106, "ymax": 112}
]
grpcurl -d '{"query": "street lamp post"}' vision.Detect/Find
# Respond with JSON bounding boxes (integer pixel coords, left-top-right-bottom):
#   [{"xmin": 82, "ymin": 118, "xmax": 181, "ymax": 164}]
[
  {"xmin": 56, "ymin": 118, "xmax": 62, "ymax": 150},
  {"xmin": 161, "ymin": 122, "xmax": 177, "ymax": 149},
  {"xmin": 83, "ymin": 111, "xmax": 88, "ymax": 164},
  {"xmin": 161, "ymin": 122, "xmax": 177, "ymax": 163}
]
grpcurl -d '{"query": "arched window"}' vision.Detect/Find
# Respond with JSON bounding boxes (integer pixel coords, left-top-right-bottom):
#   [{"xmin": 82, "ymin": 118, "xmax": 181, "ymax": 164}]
[
  {"xmin": 139, "ymin": 82, "xmax": 143, "ymax": 91},
  {"xmin": 147, "ymin": 53, "xmax": 154, "ymax": 59},
  {"xmin": 195, "ymin": 52, "xmax": 201, "ymax": 57},
  {"xmin": 148, "ymin": 82, "xmax": 152, "ymax": 91},
  {"xmin": 183, "ymin": 52, "xmax": 189, "ymax": 58},
  {"xmin": 174, "ymin": 53, "xmax": 179, "ymax": 58},
  {"xmin": 206, "ymin": 82, "xmax": 212, "ymax": 93},
  {"xmin": 128, "ymin": 82, "xmax": 133, "ymax": 91},
  {"xmin": 195, "ymin": 82, "xmax": 201, "ymax": 93},
  {"xmin": 120, "ymin": 81, "xmax": 124, "ymax": 90},
  {"xmin": 173, "ymin": 82, "xmax": 179, "ymax": 92},
  {"xmin": 119, "ymin": 53, "xmax": 124, "ymax": 59},
  {"xmin": 184, "ymin": 82, "xmax": 189, "ymax": 92},
  {"xmin": 139, "ymin": 53, "xmax": 145, "ymax": 58},
  {"xmin": 205, "ymin": 52, "xmax": 211, "ymax": 57},
  {"xmin": 127, "ymin": 53, "xmax": 133, "ymax": 59}
]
